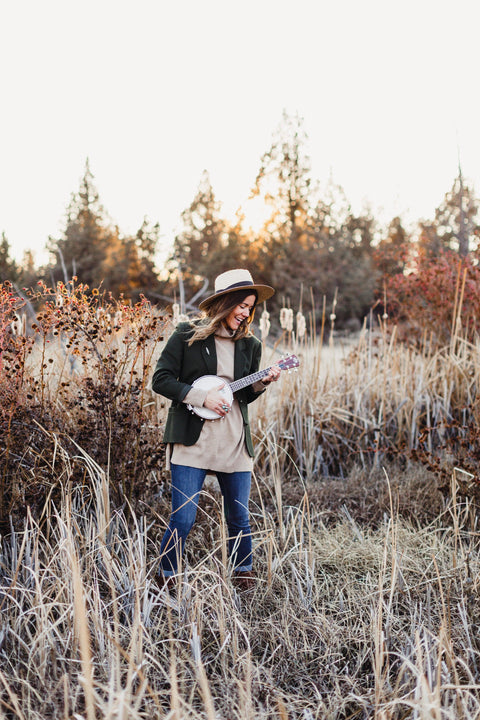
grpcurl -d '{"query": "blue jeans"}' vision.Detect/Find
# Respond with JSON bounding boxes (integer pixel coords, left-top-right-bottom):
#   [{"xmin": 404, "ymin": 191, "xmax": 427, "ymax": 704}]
[{"xmin": 159, "ymin": 464, "xmax": 252, "ymax": 576}]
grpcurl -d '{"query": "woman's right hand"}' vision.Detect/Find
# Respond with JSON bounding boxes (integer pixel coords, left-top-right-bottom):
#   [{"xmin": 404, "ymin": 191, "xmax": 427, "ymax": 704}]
[{"xmin": 203, "ymin": 383, "xmax": 230, "ymax": 417}]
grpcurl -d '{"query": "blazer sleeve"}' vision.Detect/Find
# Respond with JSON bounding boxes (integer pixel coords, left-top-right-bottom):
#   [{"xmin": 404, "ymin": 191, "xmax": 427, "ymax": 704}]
[
  {"xmin": 151, "ymin": 324, "xmax": 193, "ymax": 403},
  {"xmin": 238, "ymin": 336, "xmax": 265, "ymax": 405}
]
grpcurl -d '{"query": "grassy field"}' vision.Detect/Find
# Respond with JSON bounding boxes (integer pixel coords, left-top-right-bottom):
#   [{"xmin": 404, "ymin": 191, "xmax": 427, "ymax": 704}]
[{"xmin": 1, "ymin": 288, "xmax": 480, "ymax": 718}]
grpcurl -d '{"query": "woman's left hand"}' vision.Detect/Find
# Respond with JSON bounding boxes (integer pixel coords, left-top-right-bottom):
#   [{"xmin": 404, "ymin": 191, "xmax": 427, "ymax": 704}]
[{"xmin": 262, "ymin": 365, "xmax": 281, "ymax": 386}]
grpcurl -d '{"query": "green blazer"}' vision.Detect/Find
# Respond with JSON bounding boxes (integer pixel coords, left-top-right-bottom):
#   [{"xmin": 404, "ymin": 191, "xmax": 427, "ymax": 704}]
[{"xmin": 151, "ymin": 322, "xmax": 264, "ymax": 457}]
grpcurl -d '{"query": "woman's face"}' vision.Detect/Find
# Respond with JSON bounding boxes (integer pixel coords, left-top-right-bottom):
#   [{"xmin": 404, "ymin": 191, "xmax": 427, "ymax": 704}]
[{"xmin": 224, "ymin": 294, "xmax": 256, "ymax": 332}]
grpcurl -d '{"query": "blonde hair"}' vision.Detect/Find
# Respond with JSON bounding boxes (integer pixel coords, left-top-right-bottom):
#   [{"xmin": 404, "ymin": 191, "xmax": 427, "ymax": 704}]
[{"xmin": 188, "ymin": 290, "xmax": 257, "ymax": 345}]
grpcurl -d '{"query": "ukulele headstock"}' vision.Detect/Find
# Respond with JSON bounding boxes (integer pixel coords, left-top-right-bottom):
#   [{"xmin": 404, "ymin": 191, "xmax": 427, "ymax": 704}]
[{"xmin": 277, "ymin": 354, "xmax": 300, "ymax": 372}]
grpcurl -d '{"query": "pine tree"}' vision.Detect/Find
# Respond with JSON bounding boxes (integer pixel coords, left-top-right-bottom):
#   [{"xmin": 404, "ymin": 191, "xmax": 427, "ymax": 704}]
[
  {"xmin": 0, "ymin": 233, "xmax": 19, "ymax": 283},
  {"xmin": 47, "ymin": 160, "xmax": 114, "ymax": 287},
  {"xmin": 18, "ymin": 250, "xmax": 37, "ymax": 289},
  {"xmin": 172, "ymin": 171, "xmax": 230, "ymax": 301},
  {"xmin": 131, "ymin": 218, "xmax": 162, "ymax": 298},
  {"xmin": 248, "ymin": 112, "xmax": 316, "ymax": 309},
  {"xmin": 47, "ymin": 162, "xmax": 161, "ymax": 299},
  {"xmin": 417, "ymin": 172, "xmax": 480, "ymax": 259},
  {"xmin": 434, "ymin": 170, "xmax": 479, "ymax": 257},
  {"xmin": 101, "ymin": 220, "xmax": 160, "ymax": 301},
  {"xmin": 249, "ymin": 115, "xmax": 378, "ymax": 327},
  {"xmin": 373, "ymin": 217, "xmax": 411, "ymax": 277},
  {"xmin": 252, "ymin": 110, "xmax": 312, "ymax": 240}
]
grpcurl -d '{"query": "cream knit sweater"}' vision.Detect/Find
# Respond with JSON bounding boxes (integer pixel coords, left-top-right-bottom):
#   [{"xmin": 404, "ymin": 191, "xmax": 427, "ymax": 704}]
[{"xmin": 171, "ymin": 326, "xmax": 263, "ymax": 473}]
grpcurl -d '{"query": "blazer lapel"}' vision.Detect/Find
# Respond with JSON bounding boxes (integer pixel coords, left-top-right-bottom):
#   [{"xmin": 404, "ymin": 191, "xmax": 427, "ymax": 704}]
[
  {"xmin": 234, "ymin": 337, "xmax": 249, "ymax": 380},
  {"xmin": 199, "ymin": 334, "xmax": 252, "ymax": 379},
  {"xmin": 201, "ymin": 334, "xmax": 217, "ymax": 375}
]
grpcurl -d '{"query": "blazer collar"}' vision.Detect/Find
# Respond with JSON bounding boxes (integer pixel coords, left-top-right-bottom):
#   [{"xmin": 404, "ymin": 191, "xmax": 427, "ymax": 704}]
[{"xmin": 201, "ymin": 334, "xmax": 217, "ymax": 375}]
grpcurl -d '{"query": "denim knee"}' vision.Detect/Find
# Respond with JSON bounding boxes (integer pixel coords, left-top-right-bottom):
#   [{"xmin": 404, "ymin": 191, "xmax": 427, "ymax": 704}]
[
  {"xmin": 166, "ymin": 516, "xmax": 196, "ymax": 540},
  {"xmin": 225, "ymin": 514, "xmax": 250, "ymax": 536}
]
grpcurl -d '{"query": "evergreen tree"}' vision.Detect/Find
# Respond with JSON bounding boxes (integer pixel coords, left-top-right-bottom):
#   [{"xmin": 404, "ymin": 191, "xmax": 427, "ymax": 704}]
[
  {"xmin": 131, "ymin": 218, "xmax": 162, "ymax": 298},
  {"xmin": 344, "ymin": 209, "xmax": 377, "ymax": 258},
  {"xmin": 0, "ymin": 233, "xmax": 19, "ymax": 283},
  {"xmin": 101, "ymin": 219, "xmax": 161, "ymax": 301},
  {"xmin": 172, "ymin": 171, "xmax": 230, "ymax": 301},
  {"xmin": 47, "ymin": 162, "xmax": 161, "ymax": 299},
  {"xmin": 417, "ymin": 172, "xmax": 480, "ymax": 259},
  {"xmin": 47, "ymin": 160, "xmax": 114, "ymax": 287},
  {"xmin": 248, "ymin": 112, "xmax": 317, "ymax": 311},
  {"xmin": 252, "ymin": 110, "xmax": 312, "ymax": 239},
  {"xmin": 434, "ymin": 171, "xmax": 479, "ymax": 257},
  {"xmin": 373, "ymin": 217, "xmax": 411, "ymax": 277},
  {"xmin": 17, "ymin": 250, "xmax": 38, "ymax": 289},
  {"xmin": 250, "ymin": 114, "xmax": 378, "ymax": 328},
  {"xmin": 299, "ymin": 201, "xmax": 377, "ymax": 326}
]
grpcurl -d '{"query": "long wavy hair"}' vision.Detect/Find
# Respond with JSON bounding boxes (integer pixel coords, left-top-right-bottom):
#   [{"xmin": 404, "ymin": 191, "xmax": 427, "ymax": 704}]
[{"xmin": 187, "ymin": 289, "xmax": 258, "ymax": 345}]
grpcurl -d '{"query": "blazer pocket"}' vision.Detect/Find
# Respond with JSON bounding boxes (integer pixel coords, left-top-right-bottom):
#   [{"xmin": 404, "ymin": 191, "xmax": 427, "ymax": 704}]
[{"xmin": 168, "ymin": 405, "xmax": 187, "ymax": 418}]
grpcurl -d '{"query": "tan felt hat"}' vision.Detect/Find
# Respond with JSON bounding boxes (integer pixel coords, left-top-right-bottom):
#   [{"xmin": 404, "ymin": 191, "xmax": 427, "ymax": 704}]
[{"xmin": 199, "ymin": 268, "xmax": 275, "ymax": 310}]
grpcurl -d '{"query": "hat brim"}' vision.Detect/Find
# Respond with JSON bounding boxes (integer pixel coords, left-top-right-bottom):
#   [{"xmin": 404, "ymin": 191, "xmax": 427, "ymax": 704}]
[{"xmin": 198, "ymin": 283, "xmax": 275, "ymax": 310}]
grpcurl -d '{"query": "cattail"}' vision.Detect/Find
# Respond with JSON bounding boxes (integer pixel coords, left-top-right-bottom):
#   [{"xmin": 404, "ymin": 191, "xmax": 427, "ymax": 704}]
[
  {"xmin": 172, "ymin": 303, "xmax": 189, "ymax": 327},
  {"xmin": 172, "ymin": 303, "xmax": 180, "ymax": 326},
  {"xmin": 330, "ymin": 289, "xmax": 338, "ymax": 327},
  {"xmin": 259, "ymin": 308, "xmax": 270, "ymax": 340},
  {"xmin": 296, "ymin": 311, "xmax": 306, "ymax": 338},
  {"xmin": 280, "ymin": 307, "xmax": 293, "ymax": 332}
]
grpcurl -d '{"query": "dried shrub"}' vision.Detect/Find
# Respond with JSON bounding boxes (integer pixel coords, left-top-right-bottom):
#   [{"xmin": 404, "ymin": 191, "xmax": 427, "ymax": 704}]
[{"xmin": 0, "ymin": 280, "xmax": 168, "ymax": 529}]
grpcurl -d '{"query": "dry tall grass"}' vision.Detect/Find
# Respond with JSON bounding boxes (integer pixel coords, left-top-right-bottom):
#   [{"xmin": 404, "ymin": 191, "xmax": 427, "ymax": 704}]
[
  {"xmin": 2, "ymin": 287, "xmax": 480, "ymax": 717},
  {"xmin": 0, "ymin": 449, "xmax": 478, "ymax": 719},
  {"xmin": 254, "ymin": 319, "xmax": 480, "ymax": 488}
]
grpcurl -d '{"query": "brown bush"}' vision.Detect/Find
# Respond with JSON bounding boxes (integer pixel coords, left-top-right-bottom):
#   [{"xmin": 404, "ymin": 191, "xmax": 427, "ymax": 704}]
[{"xmin": 0, "ymin": 280, "xmax": 168, "ymax": 529}]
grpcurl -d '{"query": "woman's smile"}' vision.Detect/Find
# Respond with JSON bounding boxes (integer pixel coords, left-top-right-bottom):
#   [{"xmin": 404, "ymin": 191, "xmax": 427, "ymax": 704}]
[{"xmin": 224, "ymin": 294, "xmax": 256, "ymax": 332}]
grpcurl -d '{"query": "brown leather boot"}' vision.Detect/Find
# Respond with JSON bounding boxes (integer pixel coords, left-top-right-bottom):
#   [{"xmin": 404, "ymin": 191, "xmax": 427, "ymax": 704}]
[
  {"xmin": 156, "ymin": 573, "xmax": 176, "ymax": 594},
  {"xmin": 233, "ymin": 570, "xmax": 256, "ymax": 592}
]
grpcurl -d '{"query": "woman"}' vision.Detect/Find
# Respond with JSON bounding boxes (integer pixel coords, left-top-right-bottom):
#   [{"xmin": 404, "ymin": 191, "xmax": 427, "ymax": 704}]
[{"xmin": 152, "ymin": 269, "xmax": 280, "ymax": 591}]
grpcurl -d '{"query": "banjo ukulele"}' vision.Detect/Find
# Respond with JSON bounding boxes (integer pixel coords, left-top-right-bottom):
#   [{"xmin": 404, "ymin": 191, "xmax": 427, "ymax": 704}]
[{"xmin": 187, "ymin": 354, "xmax": 299, "ymax": 420}]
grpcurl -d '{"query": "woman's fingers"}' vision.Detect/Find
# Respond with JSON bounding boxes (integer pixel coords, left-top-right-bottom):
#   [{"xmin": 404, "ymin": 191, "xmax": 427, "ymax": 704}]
[
  {"xmin": 263, "ymin": 367, "xmax": 281, "ymax": 384},
  {"xmin": 204, "ymin": 389, "xmax": 230, "ymax": 415}
]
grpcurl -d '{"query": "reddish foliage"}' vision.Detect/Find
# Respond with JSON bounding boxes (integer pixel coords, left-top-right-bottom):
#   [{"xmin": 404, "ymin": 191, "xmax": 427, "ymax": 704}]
[{"xmin": 385, "ymin": 251, "xmax": 480, "ymax": 344}]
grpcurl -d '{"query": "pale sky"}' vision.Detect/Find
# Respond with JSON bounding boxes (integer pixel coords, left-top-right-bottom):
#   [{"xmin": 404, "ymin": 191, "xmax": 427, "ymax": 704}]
[{"xmin": 1, "ymin": 0, "xmax": 479, "ymax": 263}]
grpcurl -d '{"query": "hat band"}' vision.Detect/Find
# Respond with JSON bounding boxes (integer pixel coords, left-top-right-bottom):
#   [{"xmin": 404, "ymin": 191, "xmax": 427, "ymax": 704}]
[{"xmin": 217, "ymin": 280, "xmax": 254, "ymax": 293}]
